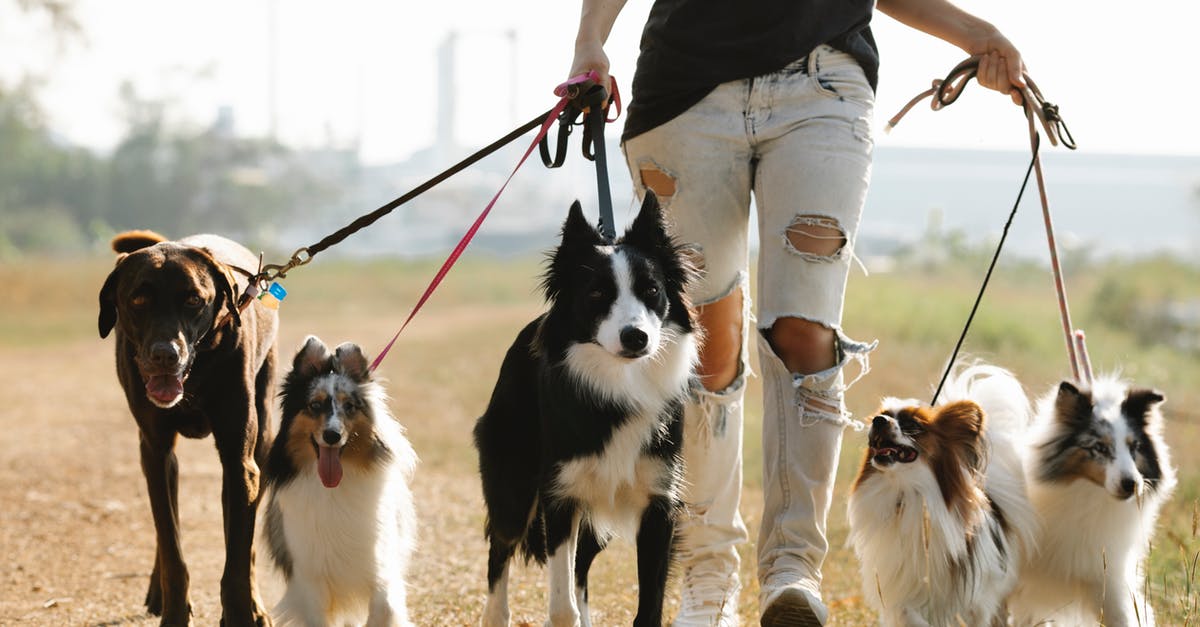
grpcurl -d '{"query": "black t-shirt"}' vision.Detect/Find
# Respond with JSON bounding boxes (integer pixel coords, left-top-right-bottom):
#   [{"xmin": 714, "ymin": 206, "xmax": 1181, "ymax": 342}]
[{"xmin": 623, "ymin": 0, "xmax": 878, "ymax": 141}]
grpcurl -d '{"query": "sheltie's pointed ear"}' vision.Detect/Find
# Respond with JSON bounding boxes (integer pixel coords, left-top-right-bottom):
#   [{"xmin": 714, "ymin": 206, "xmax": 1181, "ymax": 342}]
[
  {"xmin": 622, "ymin": 191, "xmax": 671, "ymax": 250},
  {"xmin": 293, "ymin": 335, "xmax": 331, "ymax": 378},
  {"xmin": 1122, "ymin": 387, "xmax": 1166, "ymax": 429},
  {"xmin": 561, "ymin": 200, "xmax": 603, "ymax": 248},
  {"xmin": 333, "ymin": 343, "xmax": 371, "ymax": 383},
  {"xmin": 1054, "ymin": 380, "xmax": 1093, "ymax": 428}
]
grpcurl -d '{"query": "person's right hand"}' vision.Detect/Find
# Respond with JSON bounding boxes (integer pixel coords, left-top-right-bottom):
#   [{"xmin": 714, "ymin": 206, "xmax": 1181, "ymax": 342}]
[{"xmin": 569, "ymin": 38, "xmax": 612, "ymax": 103}]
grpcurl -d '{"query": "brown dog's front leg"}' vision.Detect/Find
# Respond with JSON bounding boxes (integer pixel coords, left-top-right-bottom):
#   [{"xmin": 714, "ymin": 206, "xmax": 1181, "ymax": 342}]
[
  {"xmin": 215, "ymin": 405, "xmax": 272, "ymax": 627},
  {"xmin": 140, "ymin": 431, "xmax": 192, "ymax": 625}
]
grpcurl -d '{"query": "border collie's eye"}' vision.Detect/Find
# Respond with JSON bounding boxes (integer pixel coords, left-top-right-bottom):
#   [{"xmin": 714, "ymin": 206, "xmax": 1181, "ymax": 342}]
[
  {"xmin": 184, "ymin": 294, "xmax": 203, "ymax": 309},
  {"xmin": 589, "ymin": 289, "xmax": 604, "ymax": 300},
  {"xmin": 1089, "ymin": 443, "xmax": 1111, "ymax": 458},
  {"xmin": 644, "ymin": 285, "xmax": 660, "ymax": 297},
  {"xmin": 1128, "ymin": 439, "xmax": 1141, "ymax": 454},
  {"xmin": 343, "ymin": 401, "xmax": 356, "ymax": 414},
  {"xmin": 307, "ymin": 400, "xmax": 323, "ymax": 414}
]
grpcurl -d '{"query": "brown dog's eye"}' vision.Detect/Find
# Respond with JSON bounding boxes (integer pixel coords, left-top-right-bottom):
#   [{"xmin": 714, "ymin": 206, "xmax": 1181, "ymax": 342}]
[
  {"xmin": 307, "ymin": 400, "xmax": 323, "ymax": 414},
  {"xmin": 131, "ymin": 294, "xmax": 149, "ymax": 308},
  {"xmin": 184, "ymin": 295, "xmax": 203, "ymax": 309}
]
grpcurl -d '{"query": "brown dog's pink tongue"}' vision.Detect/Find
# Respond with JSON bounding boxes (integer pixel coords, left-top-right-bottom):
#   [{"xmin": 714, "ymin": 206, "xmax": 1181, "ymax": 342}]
[
  {"xmin": 145, "ymin": 375, "xmax": 184, "ymax": 404},
  {"xmin": 318, "ymin": 446, "xmax": 342, "ymax": 488}
]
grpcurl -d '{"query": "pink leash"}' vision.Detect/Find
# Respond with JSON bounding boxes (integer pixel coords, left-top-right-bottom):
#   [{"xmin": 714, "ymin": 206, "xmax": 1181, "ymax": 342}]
[{"xmin": 369, "ymin": 71, "xmax": 615, "ymax": 372}]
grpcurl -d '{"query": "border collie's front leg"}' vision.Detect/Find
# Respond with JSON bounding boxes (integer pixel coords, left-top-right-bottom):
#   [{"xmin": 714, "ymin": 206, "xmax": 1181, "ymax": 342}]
[
  {"xmin": 633, "ymin": 496, "xmax": 677, "ymax": 627},
  {"xmin": 574, "ymin": 525, "xmax": 605, "ymax": 627},
  {"xmin": 544, "ymin": 504, "xmax": 581, "ymax": 627},
  {"xmin": 482, "ymin": 540, "xmax": 515, "ymax": 627}
]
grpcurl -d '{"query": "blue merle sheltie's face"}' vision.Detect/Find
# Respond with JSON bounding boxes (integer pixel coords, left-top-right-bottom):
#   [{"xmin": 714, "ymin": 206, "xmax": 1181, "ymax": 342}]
[
  {"xmin": 1037, "ymin": 379, "xmax": 1167, "ymax": 500},
  {"xmin": 541, "ymin": 192, "xmax": 694, "ymax": 360},
  {"xmin": 279, "ymin": 336, "xmax": 383, "ymax": 488}
]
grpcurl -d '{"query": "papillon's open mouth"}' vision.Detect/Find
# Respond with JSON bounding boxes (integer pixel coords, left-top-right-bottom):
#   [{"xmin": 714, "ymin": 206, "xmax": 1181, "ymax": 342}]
[{"xmin": 870, "ymin": 444, "xmax": 918, "ymax": 466}]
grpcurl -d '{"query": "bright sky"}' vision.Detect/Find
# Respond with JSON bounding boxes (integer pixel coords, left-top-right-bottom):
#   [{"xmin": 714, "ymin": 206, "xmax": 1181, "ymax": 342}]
[{"xmin": 4, "ymin": 0, "xmax": 1199, "ymax": 163}]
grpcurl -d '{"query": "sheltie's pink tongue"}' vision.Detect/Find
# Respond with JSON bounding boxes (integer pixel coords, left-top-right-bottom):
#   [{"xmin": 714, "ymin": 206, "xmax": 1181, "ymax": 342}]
[
  {"xmin": 318, "ymin": 446, "xmax": 342, "ymax": 488},
  {"xmin": 145, "ymin": 375, "xmax": 184, "ymax": 405}
]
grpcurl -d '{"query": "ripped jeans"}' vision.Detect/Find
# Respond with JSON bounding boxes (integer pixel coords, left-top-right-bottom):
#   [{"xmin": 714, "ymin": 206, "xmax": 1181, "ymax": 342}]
[{"xmin": 623, "ymin": 45, "xmax": 876, "ymax": 592}]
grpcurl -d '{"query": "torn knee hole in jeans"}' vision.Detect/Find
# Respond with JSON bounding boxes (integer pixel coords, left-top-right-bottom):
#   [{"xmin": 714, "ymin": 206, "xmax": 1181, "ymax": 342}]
[
  {"xmin": 639, "ymin": 164, "xmax": 677, "ymax": 199},
  {"xmin": 783, "ymin": 214, "xmax": 846, "ymax": 261}
]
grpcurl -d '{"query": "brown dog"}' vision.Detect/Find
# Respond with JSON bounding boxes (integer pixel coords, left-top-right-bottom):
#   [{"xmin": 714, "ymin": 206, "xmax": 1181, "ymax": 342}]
[{"xmin": 99, "ymin": 230, "xmax": 277, "ymax": 626}]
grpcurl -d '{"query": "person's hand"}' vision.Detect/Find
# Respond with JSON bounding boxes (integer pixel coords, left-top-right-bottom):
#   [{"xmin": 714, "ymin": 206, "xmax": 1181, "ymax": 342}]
[
  {"xmin": 967, "ymin": 29, "xmax": 1026, "ymax": 106},
  {"xmin": 568, "ymin": 38, "xmax": 612, "ymax": 104}
]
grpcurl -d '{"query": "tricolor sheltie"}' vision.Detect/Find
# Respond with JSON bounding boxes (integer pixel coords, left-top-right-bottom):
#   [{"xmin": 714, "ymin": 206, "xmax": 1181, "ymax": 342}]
[
  {"xmin": 264, "ymin": 336, "xmax": 418, "ymax": 626},
  {"xmin": 1009, "ymin": 375, "xmax": 1175, "ymax": 626},
  {"xmin": 474, "ymin": 193, "xmax": 698, "ymax": 627},
  {"xmin": 847, "ymin": 365, "xmax": 1038, "ymax": 627}
]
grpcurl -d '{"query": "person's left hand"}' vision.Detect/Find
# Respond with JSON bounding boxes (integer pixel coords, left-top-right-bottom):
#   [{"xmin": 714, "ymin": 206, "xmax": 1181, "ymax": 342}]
[{"xmin": 970, "ymin": 31, "xmax": 1026, "ymax": 106}]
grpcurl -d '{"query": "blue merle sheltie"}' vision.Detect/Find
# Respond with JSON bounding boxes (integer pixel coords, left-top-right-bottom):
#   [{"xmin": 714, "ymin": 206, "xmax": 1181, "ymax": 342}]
[
  {"xmin": 1009, "ymin": 375, "xmax": 1175, "ymax": 626},
  {"xmin": 264, "ymin": 336, "xmax": 418, "ymax": 626},
  {"xmin": 474, "ymin": 192, "xmax": 699, "ymax": 627}
]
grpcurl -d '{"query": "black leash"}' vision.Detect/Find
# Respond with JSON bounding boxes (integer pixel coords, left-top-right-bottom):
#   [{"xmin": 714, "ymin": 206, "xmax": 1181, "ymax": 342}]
[
  {"xmin": 257, "ymin": 108, "xmax": 556, "ymax": 283},
  {"xmin": 539, "ymin": 81, "xmax": 618, "ymax": 242}
]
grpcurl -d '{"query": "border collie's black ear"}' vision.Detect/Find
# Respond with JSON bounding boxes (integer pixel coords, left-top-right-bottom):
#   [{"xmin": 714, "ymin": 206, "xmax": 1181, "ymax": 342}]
[
  {"xmin": 561, "ymin": 200, "xmax": 603, "ymax": 247},
  {"xmin": 622, "ymin": 191, "xmax": 671, "ymax": 251},
  {"xmin": 1122, "ymin": 388, "xmax": 1166, "ymax": 428},
  {"xmin": 333, "ymin": 343, "xmax": 371, "ymax": 383},
  {"xmin": 1054, "ymin": 380, "xmax": 1093, "ymax": 427},
  {"xmin": 98, "ymin": 257, "xmax": 127, "ymax": 339},
  {"xmin": 294, "ymin": 336, "xmax": 331, "ymax": 378}
]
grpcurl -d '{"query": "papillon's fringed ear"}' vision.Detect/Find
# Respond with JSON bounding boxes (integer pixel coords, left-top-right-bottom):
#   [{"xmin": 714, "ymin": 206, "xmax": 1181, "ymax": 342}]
[
  {"xmin": 294, "ymin": 335, "xmax": 331, "ymax": 378},
  {"xmin": 333, "ymin": 343, "xmax": 371, "ymax": 383},
  {"xmin": 1122, "ymin": 388, "xmax": 1167, "ymax": 428},
  {"xmin": 1054, "ymin": 380, "xmax": 1093, "ymax": 427},
  {"xmin": 937, "ymin": 400, "xmax": 988, "ymax": 471}
]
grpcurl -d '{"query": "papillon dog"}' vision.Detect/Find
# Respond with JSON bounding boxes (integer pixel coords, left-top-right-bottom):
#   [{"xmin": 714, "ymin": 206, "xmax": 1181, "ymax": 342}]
[
  {"xmin": 474, "ymin": 192, "xmax": 698, "ymax": 627},
  {"xmin": 1009, "ymin": 375, "xmax": 1175, "ymax": 626},
  {"xmin": 264, "ymin": 336, "xmax": 418, "ymax": 626},
  {"xmin": 847, "ymin": 364, "xmax": 1038, "ymax": 626}
]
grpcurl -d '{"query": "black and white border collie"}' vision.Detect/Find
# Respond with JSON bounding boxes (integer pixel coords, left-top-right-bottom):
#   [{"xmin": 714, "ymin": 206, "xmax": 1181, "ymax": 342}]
[
  {"xmin": 1010, "ymin": 375, "xmax": 1175, "ymax": 626},
  {"xmin": 474, "ymin": 193, "xmax": 698, "ymax": 627},
  {"xmin": 264, "ymin": 336, "xmax": 418, "ymax": 626}
]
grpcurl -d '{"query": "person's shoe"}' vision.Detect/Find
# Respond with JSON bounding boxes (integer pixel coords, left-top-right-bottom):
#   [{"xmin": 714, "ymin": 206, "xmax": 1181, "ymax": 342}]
[
  {"xmin": 672, "ymin": 560, "xmax": 740, "ymax": 626},
  {"xmin": 759, "ymin": 578, "xmax": 827, "ymax": 627}
]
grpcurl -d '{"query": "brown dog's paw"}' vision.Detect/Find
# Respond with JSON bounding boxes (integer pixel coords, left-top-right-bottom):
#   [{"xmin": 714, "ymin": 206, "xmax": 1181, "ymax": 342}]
[
  {"xmin": 219, "ymin": 605, "xmax": 273, "ymax": 627},
  {"xmin": 144, "ymin": 576, "xmax": 163, "ymax": 616}
]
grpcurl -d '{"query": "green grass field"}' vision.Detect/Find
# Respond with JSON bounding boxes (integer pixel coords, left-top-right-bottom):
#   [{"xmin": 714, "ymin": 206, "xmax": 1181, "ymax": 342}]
[{"xmin": 3, "ymin": 251, "xmax": 1198, "ymax": 625}]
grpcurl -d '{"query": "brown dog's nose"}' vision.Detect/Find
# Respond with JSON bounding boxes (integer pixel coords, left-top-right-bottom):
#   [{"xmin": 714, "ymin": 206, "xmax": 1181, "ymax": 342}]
[{"xmin": 149, "ymin": 342, "xmax": 181, "ymax": 369}]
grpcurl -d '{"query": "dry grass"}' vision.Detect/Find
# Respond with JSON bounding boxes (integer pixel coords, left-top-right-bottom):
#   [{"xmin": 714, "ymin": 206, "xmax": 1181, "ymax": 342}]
[{"xmin": 1, "ymin": 254, "xmax": 1196, "ymax": 625}]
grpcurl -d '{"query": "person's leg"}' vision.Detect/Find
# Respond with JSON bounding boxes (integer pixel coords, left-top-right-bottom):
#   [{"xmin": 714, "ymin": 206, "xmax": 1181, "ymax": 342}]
[
  {"xmin": 624, "ymin": 79, "xmax": 755, "ymax": 627},
  {"xmin": 749, "ymin": 45, "xmax": 877, "ymax": 626}
]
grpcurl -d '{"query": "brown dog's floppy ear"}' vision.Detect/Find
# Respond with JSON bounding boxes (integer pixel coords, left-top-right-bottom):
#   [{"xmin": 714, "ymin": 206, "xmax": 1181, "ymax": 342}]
[
  {"xmin": 333, "ymin": 343, "xmax": 371, "ymax": 383},
  {"xmin": 98, "ymin": 254, "xmax": 129, "ymax": 339},
  {"xmin": 196, "ymin": 247, "xmax": 241, "ymax": 330},
  {"xmin": 294, "ymin": 336, "xmax": 331, "ymax": 377}
]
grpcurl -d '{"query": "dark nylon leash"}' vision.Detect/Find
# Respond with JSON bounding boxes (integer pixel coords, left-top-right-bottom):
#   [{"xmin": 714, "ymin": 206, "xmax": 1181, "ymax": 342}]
[
  {"xmin": 539, "ymin": 80, "xmax": 620, "ymax": 242},
  {"xmin": 251, "ymin": 109, "xmax": 557, "ymax": 287},
  {"xmin": 885, "ymin": 57, "xmax": 1079, "ymax": 405}
]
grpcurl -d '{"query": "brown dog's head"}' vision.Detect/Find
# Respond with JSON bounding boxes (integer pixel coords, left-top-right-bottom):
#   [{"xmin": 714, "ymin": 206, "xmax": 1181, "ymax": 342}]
[{"xmin": 98, "ymin": 232, "xmax": 240, "ymax": 408}]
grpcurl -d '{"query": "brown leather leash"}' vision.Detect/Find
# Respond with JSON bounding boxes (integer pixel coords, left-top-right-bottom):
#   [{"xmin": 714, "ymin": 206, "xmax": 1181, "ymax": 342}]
[{"xmin": 886, "ymin": 57, "xmax": 1091, "ymax": 403}]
